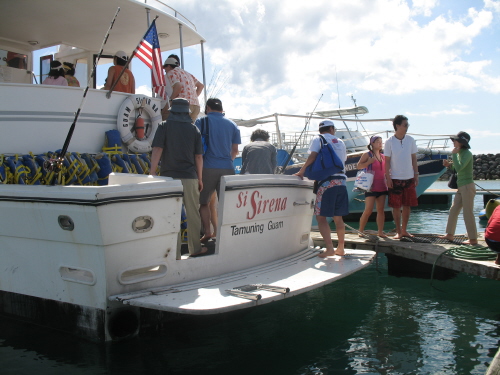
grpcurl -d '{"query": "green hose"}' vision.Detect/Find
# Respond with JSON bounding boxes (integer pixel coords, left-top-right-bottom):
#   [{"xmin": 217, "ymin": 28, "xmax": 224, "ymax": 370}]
[{"xmin": 430, "ymin": 245, "xmax": 497, "ymax": 285}]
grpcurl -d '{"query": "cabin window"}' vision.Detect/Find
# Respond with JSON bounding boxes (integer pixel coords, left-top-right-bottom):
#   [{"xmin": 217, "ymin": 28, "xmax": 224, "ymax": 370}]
[
  {"xmin": 39, "ymin": 54, "xmax": 53, "ymax": 83},
  {"xmin": 0, "ymin": 49, "xmax": 28, "ymax": 70}
]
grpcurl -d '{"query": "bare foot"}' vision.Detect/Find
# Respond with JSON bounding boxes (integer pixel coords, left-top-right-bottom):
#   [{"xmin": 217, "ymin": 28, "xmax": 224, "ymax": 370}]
[
  {"xmin": 393, "ymin": 233, "xmax": 403, "ymax": 239},
  {"xmin": 358, "ymin": 233, "xmax": 365, "ymax": 238},
  {"xmin": 438, "ymin": 234, "xmax": 454, "ymax": 242},
  {"xmin": 200, "ymin": 234, "xmax": 212, "ymax": 243},
  {"xmin": 318, "ymin": 247, "xmax": 336, "ymax": 258},
  {"xmin": 401, "ymin": 232, "xmax": 413, "ymax": 238},
  {"xmin": 463, "ymin": 240, "xmax": 478, "ymax": 246},
  {"xmin": 378, "ymin": 232, "xmax": 388, "ymax": 238}
]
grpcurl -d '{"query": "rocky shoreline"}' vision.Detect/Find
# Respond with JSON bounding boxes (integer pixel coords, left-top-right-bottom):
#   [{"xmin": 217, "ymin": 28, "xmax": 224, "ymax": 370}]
[{"xmin": 438, "ymin": 153, "xmax": 500, "ymax": 181}]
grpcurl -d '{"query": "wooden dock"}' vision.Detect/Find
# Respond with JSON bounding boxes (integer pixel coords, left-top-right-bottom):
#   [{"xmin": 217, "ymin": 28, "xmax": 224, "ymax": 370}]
[{"xmin": 310, "ymin": 231, "xmax": 500, "ymax": 281}]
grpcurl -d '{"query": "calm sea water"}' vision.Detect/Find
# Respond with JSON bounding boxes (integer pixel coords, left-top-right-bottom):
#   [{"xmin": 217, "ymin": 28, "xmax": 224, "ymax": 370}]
[{"xmin": 1, "ymin": 181, "xmax": 499, "ymax": 375}]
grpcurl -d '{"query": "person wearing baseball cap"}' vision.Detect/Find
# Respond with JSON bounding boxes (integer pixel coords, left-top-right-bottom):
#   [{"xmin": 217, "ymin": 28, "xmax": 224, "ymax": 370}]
[
  {"xmin": 439, "ymin": 131, "xmax": 477, "ymax": 245},
  {"xmin": 162, "ymin": 55, "xmax": 204, "ymax": 122},
  {"xmin": 294, "ymin": 119, "xmax": 349, "ymax": 258},
  {"xmin": 103, "ymin": 50, "xmax": 135, "ymax": 94}
]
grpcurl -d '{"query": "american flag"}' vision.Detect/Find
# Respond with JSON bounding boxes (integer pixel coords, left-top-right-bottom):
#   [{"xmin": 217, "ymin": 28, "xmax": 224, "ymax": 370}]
[{"xmin": 133, "ymin": 20, "xmax": 166, "ymax": 99}]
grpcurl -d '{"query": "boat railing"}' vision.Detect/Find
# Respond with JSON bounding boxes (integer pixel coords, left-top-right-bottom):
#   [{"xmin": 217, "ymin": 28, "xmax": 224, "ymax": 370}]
[
  {"xmin": 144, "ymin": 0, "xmax": 197, "ymax": 31},
  {"xmin": 271, "ymin": 129, "xmax": 452, "ymax": 154}
]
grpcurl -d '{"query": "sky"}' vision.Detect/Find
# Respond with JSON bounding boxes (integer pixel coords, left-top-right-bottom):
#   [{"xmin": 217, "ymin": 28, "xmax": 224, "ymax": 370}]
[
  {"xmin": 36, "ymin": 0, "xmax": 500, "ymax": 153},
  {"xmin": 150, "ymin": 0, "xmax": 500, "ymax": 153}
]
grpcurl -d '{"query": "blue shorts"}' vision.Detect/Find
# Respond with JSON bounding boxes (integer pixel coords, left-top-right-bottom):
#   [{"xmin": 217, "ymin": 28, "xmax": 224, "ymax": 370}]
[{"xmin": 314, "ymin": 182, "xmax": 349, "ymax": 217}]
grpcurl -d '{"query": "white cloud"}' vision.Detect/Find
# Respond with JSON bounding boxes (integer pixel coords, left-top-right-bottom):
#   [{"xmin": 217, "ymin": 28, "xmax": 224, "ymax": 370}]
[
  {"xmin": 167, "ymin": 0, "xmax": 500, "ymax": 125},
  {"xmin": 411, "ymin": 0, "xmax": 439, "ymax": 16}
]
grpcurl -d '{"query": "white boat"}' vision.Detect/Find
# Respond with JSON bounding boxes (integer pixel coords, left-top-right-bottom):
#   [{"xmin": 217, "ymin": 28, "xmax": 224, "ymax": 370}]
[{"xmin": 0, "ymin": 0, "xmax": 375, "ymax": 341}]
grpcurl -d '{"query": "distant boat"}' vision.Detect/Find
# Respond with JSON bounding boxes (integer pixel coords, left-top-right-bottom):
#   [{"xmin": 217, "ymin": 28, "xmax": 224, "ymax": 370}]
[{"xmin": 234, "ymin": 107, "xmax": 449, "ymax": 221}]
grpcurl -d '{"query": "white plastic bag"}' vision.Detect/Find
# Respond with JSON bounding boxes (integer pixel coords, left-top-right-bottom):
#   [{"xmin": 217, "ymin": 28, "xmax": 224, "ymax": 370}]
[{"xmin": 353, "ymin": 170, "xmax": 374, "ymax": 191}]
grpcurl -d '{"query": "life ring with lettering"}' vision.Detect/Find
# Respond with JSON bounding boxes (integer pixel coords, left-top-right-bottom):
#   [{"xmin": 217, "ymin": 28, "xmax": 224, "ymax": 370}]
[{"xmin": 117, "ymin": 95, "xmax": 162, "ymax": 153}]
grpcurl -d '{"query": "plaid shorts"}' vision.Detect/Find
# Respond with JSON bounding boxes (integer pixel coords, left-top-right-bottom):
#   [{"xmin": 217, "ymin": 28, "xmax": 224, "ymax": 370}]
[{"xmin": 388, "ymin": 178, "xmax": 418, "ymax": 208}]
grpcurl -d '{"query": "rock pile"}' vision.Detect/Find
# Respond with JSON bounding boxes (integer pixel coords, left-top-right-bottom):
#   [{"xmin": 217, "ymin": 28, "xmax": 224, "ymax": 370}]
[{"xmin": 439, "ymin": 153, "xmax": 500, "ymax": 181}]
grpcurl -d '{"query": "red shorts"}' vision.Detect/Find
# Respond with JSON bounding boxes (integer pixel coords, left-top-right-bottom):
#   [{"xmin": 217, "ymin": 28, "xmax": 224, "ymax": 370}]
[{"xmin": 388, "ymin": 179, "xmax": 418, "ymax": 208}]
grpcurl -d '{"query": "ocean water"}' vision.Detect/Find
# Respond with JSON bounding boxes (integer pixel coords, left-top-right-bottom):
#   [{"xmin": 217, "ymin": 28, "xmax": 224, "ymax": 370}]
[{"xmin": 1, "ymin": 181, "xmax": 499, "ymax": 375}]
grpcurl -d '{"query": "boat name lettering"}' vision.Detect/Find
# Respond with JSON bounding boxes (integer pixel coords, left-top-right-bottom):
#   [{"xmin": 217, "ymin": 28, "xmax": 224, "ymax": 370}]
[
  {"xmin": 345, "ymin": 162, "xmax": 357, "ymax": 172},
  {"xmin": 134, "ymin": 97, "xmax": 159, "ymax": 113},
  {"xmin": 231, "ymin": 223, "xmax": 264, "ymax": 236},
  {"xmin": 230, "ymin": 221, "xmax": 284, "ymax": 236},
  {"xmin": 236, "ymin": 190, "xmax": 288, "ymax": 220}
]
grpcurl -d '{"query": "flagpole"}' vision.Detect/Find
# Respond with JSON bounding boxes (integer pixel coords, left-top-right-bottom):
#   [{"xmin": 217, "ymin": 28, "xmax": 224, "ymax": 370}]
[{"xmin": 106, "ymin": 16, "xmax": 159, "ymax": 99}]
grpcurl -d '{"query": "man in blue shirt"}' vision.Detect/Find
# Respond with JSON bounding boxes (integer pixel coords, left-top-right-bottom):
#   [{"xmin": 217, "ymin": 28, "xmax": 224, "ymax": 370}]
[{"xmin": 195, "ymin": 98, "xmax": 241, "ymax": 242}]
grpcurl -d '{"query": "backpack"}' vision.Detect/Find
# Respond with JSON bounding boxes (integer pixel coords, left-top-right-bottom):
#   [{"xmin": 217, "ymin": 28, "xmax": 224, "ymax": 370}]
[
  {"xmin": 199, "ymin": 116, "xmax": 210, "ymax": 154},
  {"xmin": 304, "ymin": 134, "xmax": 344, "ymax": 181}
]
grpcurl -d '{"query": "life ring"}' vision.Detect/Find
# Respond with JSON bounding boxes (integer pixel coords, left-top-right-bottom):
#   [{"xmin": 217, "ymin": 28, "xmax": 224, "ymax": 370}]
[{"xmin": 117, "ymin": 95, "xmax": 162, "ymax": 153}]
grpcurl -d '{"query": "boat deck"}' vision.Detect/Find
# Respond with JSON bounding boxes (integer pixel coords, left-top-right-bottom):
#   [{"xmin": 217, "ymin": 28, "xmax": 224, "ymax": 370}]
[{"xmin": 311, "ymin": 231, "xmax": 500, "ymax": 281}]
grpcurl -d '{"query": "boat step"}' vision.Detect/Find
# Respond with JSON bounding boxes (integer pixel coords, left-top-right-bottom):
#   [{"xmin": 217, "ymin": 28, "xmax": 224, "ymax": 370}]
[{"xmin": 225, "ymin": 284, "xmax": 290, "ymax": 301}]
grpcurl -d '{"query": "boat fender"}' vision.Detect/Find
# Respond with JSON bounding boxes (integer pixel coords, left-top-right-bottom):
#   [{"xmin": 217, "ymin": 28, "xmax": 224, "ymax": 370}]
[
  {"xmin": 117, "ymin": 95, "xmax": 161, "ymax": 153},
  {"xmin": 95, "ymin": 153, "xmax": 113, "ymax": 186},
  {"xmin": 128, "ymin": 154, "xmax": 144, "ymax": 174}
]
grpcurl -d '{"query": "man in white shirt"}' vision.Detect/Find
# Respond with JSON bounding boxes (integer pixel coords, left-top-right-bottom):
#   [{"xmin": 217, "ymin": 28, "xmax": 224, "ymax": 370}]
[
  {"xmin": 294, "ymin": 120, "xmax": 348, "ymax": 257},
  {"xmin": 384, "ymin": 115, "xmax": 419, "ymax": 239}
]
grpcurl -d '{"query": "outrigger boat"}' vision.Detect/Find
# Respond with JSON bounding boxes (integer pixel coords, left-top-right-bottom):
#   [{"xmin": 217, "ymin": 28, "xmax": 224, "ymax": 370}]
[{"xmin": 0, "ymin": 0, "xmax": 375, "ymax": 341}]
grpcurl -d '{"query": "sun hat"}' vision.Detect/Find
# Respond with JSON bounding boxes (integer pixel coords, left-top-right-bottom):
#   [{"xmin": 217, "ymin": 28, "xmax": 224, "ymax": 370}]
[
  {"xmin": 319, "ymin": 120, "xmax": 335, "ymax": 128},
  {"xmin": 114, "ymin": 50, "xmax": 128, "ymax": 60},
  {"xmin": 163, "ymin": 57, "xmax": 178, "ymax": 67},
  {"xmin": 450, "ymin": 131, "xmax": 471, "ymax": 149},
  {"xmin": 169, "ymin": 98, "xmax": 191, "ymax": 113}
]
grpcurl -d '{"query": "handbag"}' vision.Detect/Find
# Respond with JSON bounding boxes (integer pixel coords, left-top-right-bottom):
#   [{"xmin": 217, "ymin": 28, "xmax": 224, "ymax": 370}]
[
  {"xmin": 354, "ymin": 169, "xmax": 374, "ymax": 191},
  {"xmin": 353, "ymin": 151, "xmax": 375, "ymax": 192},
  {"xmin": 448, "ymin": 170, "xmax": 458, "ymax": 189}
]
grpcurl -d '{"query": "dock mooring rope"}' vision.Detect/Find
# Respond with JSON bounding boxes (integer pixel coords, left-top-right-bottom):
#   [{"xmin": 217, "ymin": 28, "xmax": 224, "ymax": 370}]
[{"xmin": 430, "ymin": 245, "xmax": 497, "ymax": 285}]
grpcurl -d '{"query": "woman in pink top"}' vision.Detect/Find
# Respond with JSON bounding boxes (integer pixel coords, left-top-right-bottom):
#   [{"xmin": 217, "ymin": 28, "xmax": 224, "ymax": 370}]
[
  {"xmin": 42, "ymin": 61, "xmax": 68, "ymax": 86},
  {"xmin": 357, "ymin": 136, "xmax": 389, "ymax": 237}
]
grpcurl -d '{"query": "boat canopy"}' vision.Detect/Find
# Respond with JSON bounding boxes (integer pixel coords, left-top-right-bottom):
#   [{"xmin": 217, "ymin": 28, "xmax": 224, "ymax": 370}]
[
  {"xmin": 0, "ymin": 0, "xmax": 205, "ymax": 55},
  {"xmin": 314, "ymin": 106, "xmax": 369, "ymax": 117}
]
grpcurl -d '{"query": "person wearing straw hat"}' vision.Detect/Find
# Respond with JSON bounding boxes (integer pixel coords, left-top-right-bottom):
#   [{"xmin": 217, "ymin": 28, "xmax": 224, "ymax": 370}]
[
  {"xmin": 63, "ymin": 62, "xmax": 80, "ymax": 87},
  {"xmin": 103, "ymin": 50, "xmax": 135, "ymax": 94},
  {"xmin": 439, "ymin": 131, "xmax": 478, "ymax": 245}
]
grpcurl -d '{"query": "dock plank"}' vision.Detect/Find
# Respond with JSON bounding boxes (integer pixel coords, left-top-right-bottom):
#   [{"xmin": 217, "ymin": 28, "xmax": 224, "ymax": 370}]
[{"xmin": 311, "ymin": 232, "xmax": 500, "ymax": 281}]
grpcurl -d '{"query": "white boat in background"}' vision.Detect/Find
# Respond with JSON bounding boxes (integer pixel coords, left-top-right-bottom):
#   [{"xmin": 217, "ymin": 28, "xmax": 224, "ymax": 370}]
[{"xmin": 0, "ymin": 0, "xmax": 375, "ymax": 341}]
